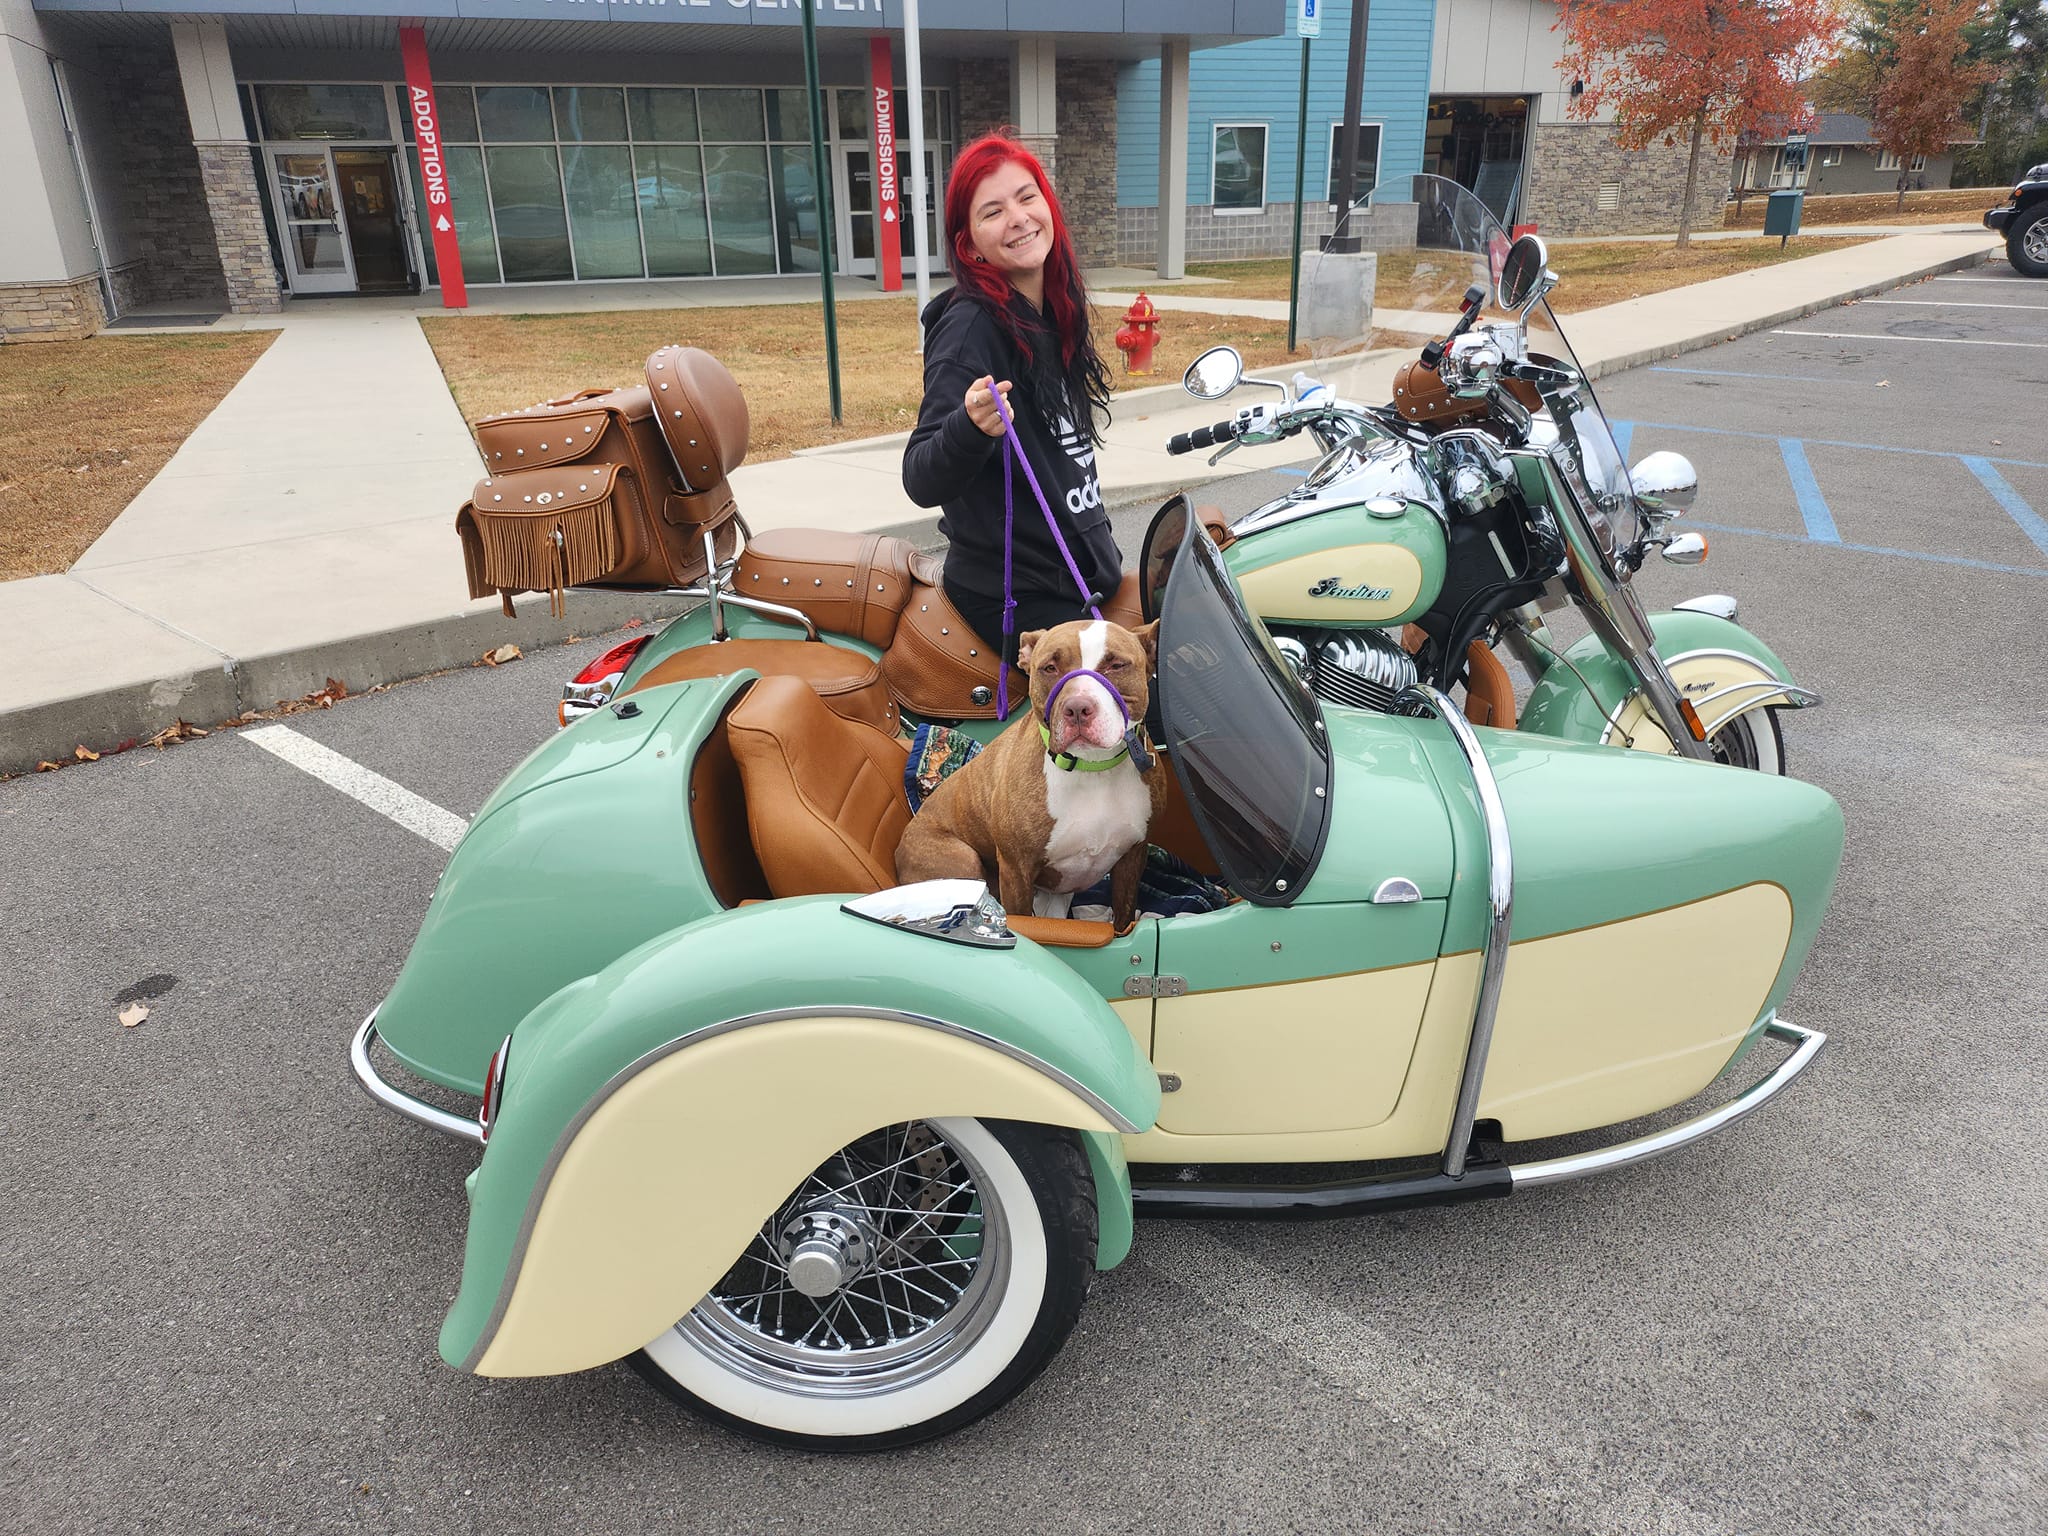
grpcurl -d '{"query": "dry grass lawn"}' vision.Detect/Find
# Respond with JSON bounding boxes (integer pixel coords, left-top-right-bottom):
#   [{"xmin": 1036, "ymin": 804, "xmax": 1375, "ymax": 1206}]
[
  {"xmin": 1721, "ymin": 186, "xmax": 2007, "ymax": 228},
  {"xmin": 0, "ymin": 332, "xmax": 276, "ymax": 581},
  {"xmin": 1184, "ymin": 235, "xmax": 1869, "ymax": 310},
  {"xmin": 422, "ymin": 300, "xmax": 1306, "ymax": 461}
]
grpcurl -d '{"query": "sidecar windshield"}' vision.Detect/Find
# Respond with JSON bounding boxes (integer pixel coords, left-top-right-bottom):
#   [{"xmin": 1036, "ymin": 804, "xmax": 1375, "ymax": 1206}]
[{"xmin": 1150, "ymin": 502, "xmax": 1332, "ymax": 906}]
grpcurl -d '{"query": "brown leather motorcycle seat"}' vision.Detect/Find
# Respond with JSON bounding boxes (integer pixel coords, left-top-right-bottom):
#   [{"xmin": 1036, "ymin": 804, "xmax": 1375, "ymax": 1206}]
[
  {"xmin": 621, "ymin": 637, "xmax": 898, "ymax": 736},
  {"xmin": 733, "ymin": 529, "xmax": 919, "ymax": 648}
]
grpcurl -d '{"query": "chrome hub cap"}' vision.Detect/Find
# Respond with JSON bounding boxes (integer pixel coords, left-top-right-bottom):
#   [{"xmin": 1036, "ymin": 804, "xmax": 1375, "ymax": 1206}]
[
  {"xmin": 777, "ymin": 1206, "xmax": 877, "ymax": 1299},
  {"xmin": 2026, "ymin": 220, "xmax": 2048, "ymax": 263},
  {"xmin": 673, "ymin": 1121, "xmax": 1009, "ymax": 1398}
]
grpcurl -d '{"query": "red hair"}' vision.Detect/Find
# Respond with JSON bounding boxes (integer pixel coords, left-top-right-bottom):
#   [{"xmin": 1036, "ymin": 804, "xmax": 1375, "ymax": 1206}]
[{"xmin": 942, "ymin": 132, "xmax": 1109, "ymax": 443}]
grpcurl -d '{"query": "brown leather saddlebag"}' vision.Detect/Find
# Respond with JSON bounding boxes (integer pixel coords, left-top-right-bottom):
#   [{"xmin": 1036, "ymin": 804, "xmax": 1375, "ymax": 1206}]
[
  {"xmin": 882, "ymin": 565, "xmax": 1024, "ymax": 721},
  {"xmin": 459, "ymin": 354, "xmax": 747, "ymax": 614},
  {"xmin": 733, "ymin": 529, "xmax": 919, "ymax": 648}
]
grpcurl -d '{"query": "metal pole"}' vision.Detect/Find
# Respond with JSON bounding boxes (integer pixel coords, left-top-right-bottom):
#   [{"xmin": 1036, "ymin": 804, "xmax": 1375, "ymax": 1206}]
[
  {"xmin": 1326, "ymin": 0, "xmax": 1369, "ymax": 254},
  {"xmin": 802, "ymin": 0, "xmax": 842, "ymax": 423},
  {"xmin": 1287, "ymin": 36, "xmax": 1310, "ymax": 351},
  {"xmin": 903, "ymin": 0, "xmax": 933, "ymax": 348}
]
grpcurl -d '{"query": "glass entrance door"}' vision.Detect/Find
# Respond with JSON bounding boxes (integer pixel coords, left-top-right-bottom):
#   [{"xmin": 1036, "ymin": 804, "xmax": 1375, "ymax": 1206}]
[
  {"xmin": 334, "ymin": 148, "xmax": 414, "ymax": 292},
  {"xmin": 834, "ymin": 144, "xmax": 877, "ymax": 277},
  {"xmin": 270, "ymin": 149, "xmax": 355, "ymax": 294}
]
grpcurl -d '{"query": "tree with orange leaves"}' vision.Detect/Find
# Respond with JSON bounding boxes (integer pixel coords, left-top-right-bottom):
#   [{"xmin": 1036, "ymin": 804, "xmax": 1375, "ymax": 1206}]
[
  {"xmin": 1817, "ymin": 0, "xmax": 1998, "ymax": 208},
  {"xmin": 1556, "ymin": 0, "xmax": 1839, "ymax": 248}
]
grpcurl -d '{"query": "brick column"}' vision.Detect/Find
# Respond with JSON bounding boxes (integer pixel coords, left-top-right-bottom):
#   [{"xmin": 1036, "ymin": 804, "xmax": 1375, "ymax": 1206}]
[
  {"xmin": 171, "ymin": 21, "xmax": 282, "ymax": 313},
  {"xmin": 1055, "ymin": 61, "xmax": 1118, "ymax": 269}
]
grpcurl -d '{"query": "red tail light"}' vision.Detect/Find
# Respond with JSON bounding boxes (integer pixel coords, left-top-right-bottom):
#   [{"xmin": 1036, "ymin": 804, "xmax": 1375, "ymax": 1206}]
[
  {"xmin": 479, "ymin": 1035, "xmax": 512, "ymax": 1144},
  {"xmin": 571, "ymin": 635, "xmax": 652, "ymax": 686},
  {"xmin": 559, "ymin": 635, "xmax": 653, "ymax": 727}
]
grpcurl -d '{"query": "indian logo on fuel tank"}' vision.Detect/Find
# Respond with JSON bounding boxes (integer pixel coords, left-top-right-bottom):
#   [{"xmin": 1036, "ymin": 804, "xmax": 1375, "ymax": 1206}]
[{"xmin": 1308, "ymin": 575, "xmax": 1394, "ymax": 602}]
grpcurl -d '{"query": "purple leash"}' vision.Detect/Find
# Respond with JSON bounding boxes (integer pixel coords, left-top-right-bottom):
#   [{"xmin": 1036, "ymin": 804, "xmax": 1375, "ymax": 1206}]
[{"xmin": 992, "ymin": 385, "xmax": 1102, "ymax": 721}]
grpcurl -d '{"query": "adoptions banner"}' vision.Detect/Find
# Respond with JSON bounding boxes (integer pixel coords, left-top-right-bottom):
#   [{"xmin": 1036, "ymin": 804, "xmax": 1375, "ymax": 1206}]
[{"xmin": 399, "ymin": 25, "xmax": 467, "ymax": 309}]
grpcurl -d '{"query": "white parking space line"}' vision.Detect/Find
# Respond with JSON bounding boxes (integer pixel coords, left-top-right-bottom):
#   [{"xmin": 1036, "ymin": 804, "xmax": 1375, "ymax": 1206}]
[
  {"xmin": 1858, "ymin": 298, "xmax": 2048, "ymax": 310},
  {"xmin": 1138, "ymin": 1227, "xmax": 1729, "ymax": 1536},
  {"xmin": 243, "ymin": 725, "xmax": 468, "ymax": 851},
  {"xmin": 1770, "ymin": 330, "xmax": 2048, "ymax": 349},
  {"xmin": 1932, "ymin": 275, "xmax": 2042, "ymax": 283}
]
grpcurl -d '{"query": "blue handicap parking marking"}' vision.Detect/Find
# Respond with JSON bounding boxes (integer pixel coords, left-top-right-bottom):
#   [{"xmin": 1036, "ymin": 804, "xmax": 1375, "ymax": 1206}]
[
  {"xmin": 1608, "ymin": 420, "xmax": 1632, "ymax": 459},
  {"xmin": 1776, "ymin": 438, "xmax": 1840, "ymax": 544},
  {"xmin": 1960, "ymin": 457, "xmax": 2048, "ymax": 559}
]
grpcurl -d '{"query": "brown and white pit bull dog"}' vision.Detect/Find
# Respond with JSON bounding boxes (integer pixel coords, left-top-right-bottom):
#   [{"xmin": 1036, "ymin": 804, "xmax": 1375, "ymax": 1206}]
[{"xmin": 895, "ymin": 617, "xmax": 1168, "ymax": 927}]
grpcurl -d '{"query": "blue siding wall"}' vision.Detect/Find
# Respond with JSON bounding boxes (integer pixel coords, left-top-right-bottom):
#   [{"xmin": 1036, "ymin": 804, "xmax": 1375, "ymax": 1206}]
[{"xmin": 1117, "ymin": 0, "xmax": 1433, "ymax": 207}]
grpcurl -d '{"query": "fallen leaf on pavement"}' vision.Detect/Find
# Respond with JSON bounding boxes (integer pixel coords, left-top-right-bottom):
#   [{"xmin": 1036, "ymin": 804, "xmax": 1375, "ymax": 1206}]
[
  {"xmin": 73, "ymin": 745, "xmax": 100, "ymax": 762},
  {"xmin": 36, "ymin": 760, "xmax": 63, "ymax": 773},
  {"xmin": 483, "ymin": 643, "xmax": 523, "ymax": 666},
  {"xmin": 148, "ymin": 719, "xmax": 209, "ymax": 749},
  {"xmin": 1874, "ymin": 379, "xmax": 1889, "ymax": 388},
  {"xmin": 119, "ymin": 1002, "xmax": 148, "ymax": 1028}
]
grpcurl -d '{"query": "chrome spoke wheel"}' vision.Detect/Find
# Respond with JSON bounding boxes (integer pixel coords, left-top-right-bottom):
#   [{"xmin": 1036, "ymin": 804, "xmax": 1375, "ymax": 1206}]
[
  {"xmin": 674, "ymin": 1120, "xmax": 1009, "ymax": 1397},
  {"xmin": 634, "ymin": 1116, "xmax": 1095, "ymax": 1448},
  {"xmin": 1708, "ymin": 706, "xmax": 1785, "ymax": 775}
]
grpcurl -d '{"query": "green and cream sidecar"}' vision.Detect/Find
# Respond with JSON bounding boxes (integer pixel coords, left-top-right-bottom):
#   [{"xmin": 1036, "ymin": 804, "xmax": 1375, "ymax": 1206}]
[{"xmin": 355, "ymin": 500, "xmax": 1844, "ymax": 1451}]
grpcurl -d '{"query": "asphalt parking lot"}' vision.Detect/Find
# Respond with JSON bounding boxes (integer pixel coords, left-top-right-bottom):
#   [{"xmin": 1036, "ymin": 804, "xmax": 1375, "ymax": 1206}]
[{"xmin": 3, "ymin": 260, "xmax": 2043, "ymax": 1534}]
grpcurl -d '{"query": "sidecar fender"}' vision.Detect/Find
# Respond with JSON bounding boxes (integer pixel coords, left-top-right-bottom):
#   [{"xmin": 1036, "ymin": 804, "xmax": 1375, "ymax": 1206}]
[
  {"xmin": 1520, "ymin": 609, "xmax": 1816, "ymax": 747},
  {"xmin": 437, "ymin": 897, "xmax": 1158, "ymax": 1379}
]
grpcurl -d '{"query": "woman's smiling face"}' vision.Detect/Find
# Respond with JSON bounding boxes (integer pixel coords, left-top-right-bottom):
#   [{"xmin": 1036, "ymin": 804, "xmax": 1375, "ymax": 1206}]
[{"xmin": 968, "ymin": 163, "xmax": 1051, "ymax": 285}]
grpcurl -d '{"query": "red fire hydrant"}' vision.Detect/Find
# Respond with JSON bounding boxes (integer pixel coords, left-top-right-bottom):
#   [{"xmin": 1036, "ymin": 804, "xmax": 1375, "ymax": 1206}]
[{"xmin": 1114, "ymin": 293, "xmax": 1161, "ymax": 376}]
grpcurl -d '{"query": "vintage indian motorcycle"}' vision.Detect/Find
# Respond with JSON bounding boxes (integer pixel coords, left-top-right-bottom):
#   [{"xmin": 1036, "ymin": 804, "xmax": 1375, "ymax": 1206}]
[
  {"xmin": 561, "ymin": 175, "xmax": 1817, "ymax": 775},
  {"xmin": 349, "ymin": 176, "xmax": 1845, "ymax": 1452}
]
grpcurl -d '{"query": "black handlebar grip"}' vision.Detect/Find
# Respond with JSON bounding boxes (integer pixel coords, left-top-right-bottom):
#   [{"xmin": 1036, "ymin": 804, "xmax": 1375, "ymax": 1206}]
[
  {"xmin": 1166, "ymin": 418, "xmax": 1239, "ymax": 455},
  {"xmin": 1167, "ymin": 431, "xmax": 1196, "ymax": 455}
]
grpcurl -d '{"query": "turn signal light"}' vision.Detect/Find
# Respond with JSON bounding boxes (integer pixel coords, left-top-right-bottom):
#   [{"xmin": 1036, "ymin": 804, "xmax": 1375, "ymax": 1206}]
[{"xmin": 1678, "ymin": 698, "xmax": 1708, "ymax": 742}]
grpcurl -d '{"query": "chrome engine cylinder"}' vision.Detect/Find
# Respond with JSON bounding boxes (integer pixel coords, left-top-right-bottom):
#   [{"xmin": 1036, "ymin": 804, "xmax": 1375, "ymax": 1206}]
[{"xmin": 1306, "ymin": 629, "xmax": 1421, "ymax": 713}]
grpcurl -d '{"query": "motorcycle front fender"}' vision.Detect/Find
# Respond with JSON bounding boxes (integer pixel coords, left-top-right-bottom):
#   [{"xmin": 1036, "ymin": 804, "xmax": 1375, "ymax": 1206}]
[
  {"xmin": 1519, "ymin": 609, "xmax": 1817, "ymax": 748},
  {"xmin": 437, "ymin": 897, "xmax": 1158, "ymax": 1379}
]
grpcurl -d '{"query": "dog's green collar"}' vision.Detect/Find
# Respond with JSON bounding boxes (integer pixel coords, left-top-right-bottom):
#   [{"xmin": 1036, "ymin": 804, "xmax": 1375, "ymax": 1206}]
[{"xmin": 1038, "ymin": 720, "xmax": 1130, "ymax": 773}]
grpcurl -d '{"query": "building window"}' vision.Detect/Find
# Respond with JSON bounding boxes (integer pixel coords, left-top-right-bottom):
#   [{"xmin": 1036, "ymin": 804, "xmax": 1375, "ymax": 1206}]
[
  {"xmin": 1819, "ymin": 146, "xmax": 1843, "ymax": 167},
  {"xmin": 380, "ymin": 81, "xmax": 948, "ymax": 286},
  {"xmin": 1324, "ymin": 123, "xmax": 1383, "ymax": 205},
  {"xmin": 255, "ymin": 84, "xmax": 392, "ymax": 142},
  {"xmin": 1876, "ymin": 150, "xmax": 1926, "ymax": 173},
  {"xmin": 1212, "ymin": 124, "xmax": 1268, "ymax": 212}
]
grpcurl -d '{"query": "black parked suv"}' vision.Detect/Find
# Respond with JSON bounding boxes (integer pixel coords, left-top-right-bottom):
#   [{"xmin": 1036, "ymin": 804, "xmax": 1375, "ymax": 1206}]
[{"xmin": 1986, "ymin": 163, "xmax": 2048, "ymax": 277}]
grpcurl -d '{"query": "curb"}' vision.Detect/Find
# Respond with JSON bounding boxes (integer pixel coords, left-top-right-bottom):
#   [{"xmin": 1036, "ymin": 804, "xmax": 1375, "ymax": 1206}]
[
  {"xmin": 1, "ymin": 590, "xmax": 690, "ymax": 778},
  {"xmin": 1578, "ymin": 242, "xmax": 1997, "ymax": 379}
]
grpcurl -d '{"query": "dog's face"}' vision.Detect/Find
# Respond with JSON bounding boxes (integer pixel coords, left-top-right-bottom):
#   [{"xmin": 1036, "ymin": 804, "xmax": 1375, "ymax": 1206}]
[{"xmin": 1016, "ymin": 619, "xmax": 1159, "ymax": 757}]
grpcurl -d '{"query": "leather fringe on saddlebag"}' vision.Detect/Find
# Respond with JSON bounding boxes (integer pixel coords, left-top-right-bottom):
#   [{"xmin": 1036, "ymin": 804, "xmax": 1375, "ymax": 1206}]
[{"xmin": 457, "ymin": 463, "xmax": 637, "ymax": 617}]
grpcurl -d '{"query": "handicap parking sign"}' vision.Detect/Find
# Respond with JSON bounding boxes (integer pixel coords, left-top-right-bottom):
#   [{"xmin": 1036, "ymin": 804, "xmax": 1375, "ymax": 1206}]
[{"xmin": 1298, "ymin": 0, "xmax": 1321, "ymax": 37}]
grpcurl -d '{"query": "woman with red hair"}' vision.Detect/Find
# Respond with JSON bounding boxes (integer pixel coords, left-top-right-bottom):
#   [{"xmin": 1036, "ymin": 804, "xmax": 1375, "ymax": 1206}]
[{"xmin": 902, "ymin": 133, "xmax": 1117, "ymax": 666}]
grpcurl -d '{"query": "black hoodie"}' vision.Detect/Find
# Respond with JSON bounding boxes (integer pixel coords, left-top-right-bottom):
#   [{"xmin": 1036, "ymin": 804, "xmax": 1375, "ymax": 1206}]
[{"xmin": 901, "ymin": 290, "xmax": 1120, "ymax": 621}]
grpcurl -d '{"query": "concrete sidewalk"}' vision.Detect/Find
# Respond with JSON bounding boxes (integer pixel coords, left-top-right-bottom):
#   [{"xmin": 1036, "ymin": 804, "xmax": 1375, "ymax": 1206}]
[{"xmin": 0, "ymin": 225, "xmax": 2000, "ymax": 775}]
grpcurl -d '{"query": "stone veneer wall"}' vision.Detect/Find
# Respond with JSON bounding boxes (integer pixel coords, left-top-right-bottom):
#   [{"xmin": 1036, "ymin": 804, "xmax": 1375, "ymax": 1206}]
[
  {"xmin": 96, "ymin": 44, "xmax": 232, "ymax": 309},
  {"xmin": 0, "ymin": 275, "xmax": 106, "ymax": 341},
  {"xmin": 956, "ymin": 59, "xmax": 1010, "ymax": 144},
  {"xmin": 1525, "ymin": 123, "xmax": 1735, "ymax": 237},
  {"xmin": 195, "ymin": 144, "xmax": 284, "ymax": 313},
  {"xmin": 1055, "ymin": 60, "xmax": 1117, "ymax": 268}
]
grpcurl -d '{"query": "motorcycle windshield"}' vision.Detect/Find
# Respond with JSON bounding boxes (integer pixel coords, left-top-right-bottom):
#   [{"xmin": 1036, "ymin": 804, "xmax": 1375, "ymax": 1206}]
[{"xmin": 1301, "ymin": 174, "xmax": 1636, "ymax": 535}]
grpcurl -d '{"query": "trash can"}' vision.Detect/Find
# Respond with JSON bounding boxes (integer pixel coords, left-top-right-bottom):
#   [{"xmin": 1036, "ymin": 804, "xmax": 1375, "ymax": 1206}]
[{"xmin": 1764, "ymin": 189, "xmax": 1804, "ymax": 242}]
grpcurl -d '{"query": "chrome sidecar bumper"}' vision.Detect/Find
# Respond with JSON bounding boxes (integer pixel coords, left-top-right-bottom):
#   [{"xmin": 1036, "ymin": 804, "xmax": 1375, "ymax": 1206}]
[
  {"xmin": 351, "ymin": 1011, "xmax": 484, "ymax": 1145},
  {"xmin": 1133, "ymin": 1017, "xmax": 1826, "ymax": 1217},
  {"xmin": 1508, "ymin": 1017, "xmax": 1825, "ymax": 1188}
]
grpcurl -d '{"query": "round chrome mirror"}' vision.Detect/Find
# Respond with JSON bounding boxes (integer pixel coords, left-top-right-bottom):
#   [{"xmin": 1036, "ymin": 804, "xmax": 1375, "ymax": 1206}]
[
  {"xmin": 1183, "ymin": 345, "xmax": 1244, "ymax": 400},
  {"xmin": 1660, "ymin": 532, "xmax": 1709, "ymax": 566},
  {"xmin": 1630, "ymin": 450, "xmax": 1700, "ymax": 515},
  {"xmin": 1498, "ymin": 234, "xmax": 1551, "ymax": 312}
]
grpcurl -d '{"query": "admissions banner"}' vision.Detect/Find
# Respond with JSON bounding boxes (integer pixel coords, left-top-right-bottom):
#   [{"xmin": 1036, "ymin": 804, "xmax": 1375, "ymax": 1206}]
[
  {"xmin": 399, "ymin": 25, "xmax": 467, "ymax": 309},
  {"xmin": 869, "ymin": 35, "xmax": 902, "ymax": 292}
]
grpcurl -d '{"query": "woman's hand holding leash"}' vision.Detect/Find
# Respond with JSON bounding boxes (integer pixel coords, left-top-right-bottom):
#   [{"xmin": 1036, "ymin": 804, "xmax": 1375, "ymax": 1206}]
[{"xmin": 964, "ymin": 376, "xmax": 1014, "ymax": 438}]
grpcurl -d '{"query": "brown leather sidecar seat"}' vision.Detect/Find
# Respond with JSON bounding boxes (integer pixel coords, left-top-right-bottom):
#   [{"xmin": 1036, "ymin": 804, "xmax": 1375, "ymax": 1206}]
[{"xmin": 725, "ymin": 674, "xmax": 912, "ymax": 899}]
